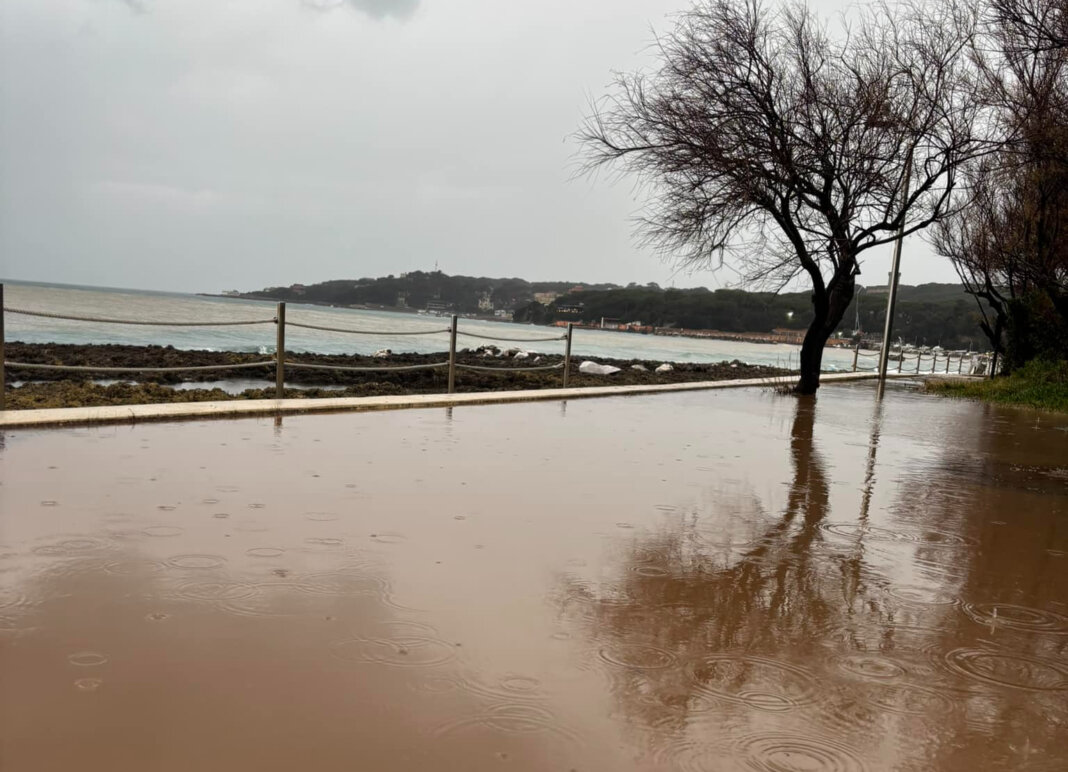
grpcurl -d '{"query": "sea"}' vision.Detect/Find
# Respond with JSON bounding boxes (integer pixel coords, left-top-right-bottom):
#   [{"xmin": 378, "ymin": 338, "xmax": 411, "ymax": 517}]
[{"xmin": 2, "ymin": 280, "xmax": 863, "ymax": 371}]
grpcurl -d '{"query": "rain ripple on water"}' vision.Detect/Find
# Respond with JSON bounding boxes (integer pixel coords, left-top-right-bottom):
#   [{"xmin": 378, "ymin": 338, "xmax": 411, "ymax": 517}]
[
  {"xmin": 736, "ymin": 731, "xmax": 869, "ymax": 772},
  {"xmin": 943, "ymin": 648, "xmax": 1068, "ymax": 691},
  {"xmin": 687, "ymin": 654, "xmax": 818, "ymax": 712},
  {"xmin": 961, "ymin": 603, "xmax": 1068, "ymax": 634},
  {"xmin": 332, "ymin": 621, "xmax": 457, "ymax": 668}
]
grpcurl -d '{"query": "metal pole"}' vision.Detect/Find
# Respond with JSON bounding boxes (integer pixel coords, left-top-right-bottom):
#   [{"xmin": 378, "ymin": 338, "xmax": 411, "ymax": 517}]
[
  {"xmin": 852, "ymin": 344, "xmax": 860, "ymax": 372},
  {"xmin": 563, "ymin": 323, "xmax": 574, "ymax": 388},
  {"xmin": 945, "ymin": 354, "xmax": 951, "ymax": 374},
  {"xmin": 958, "ymin": 354, "xmax": 964, "ymax": 374},
  {"xmin": 447, "ymin": 315, "xmax": 458, "ymax": 394},
  {"xmin": 931, "ymin": 354, "xmax": 937, "ymax": 373},
  {"xmin": 275, "ymin": 302, "xmax": 285, "ymax": 399},
  {"xmin": 0, "ymin": 284, "xmax": 5, "ymax": 411},
  {"xmin": 878, "ymin": 154, "xmax": 912, "ymax": 382},
  {"xmin": 897, "ymin": 352, "xmax": 903, "ymax": 373},
  {"xmin": 915, "ymin": 354, "xmax": 922, "ymax": 374}
]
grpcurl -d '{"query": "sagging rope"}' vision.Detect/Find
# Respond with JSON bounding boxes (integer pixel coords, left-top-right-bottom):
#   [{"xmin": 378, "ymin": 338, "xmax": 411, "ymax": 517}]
[
  {"xmin": 5, "ymin": 360, "xmax": 275, "ymax": 374},
  {"xmin": 5, "ymin": 307, "xmax": 275, "ymax": 327},
  {"xmin": 456, "ymin": 363, "xmax": 564, "ymax": 373},
  {"xmin": 284, "ymin": 361, "xmax": 449, "ymax": 373},
  {"xmin": 455, "ymin": 330, "xmax": 566, "ymax": 343},
  {"xmin": 286, "ymin": 320, "xmax": 452, "ymax": 336}
]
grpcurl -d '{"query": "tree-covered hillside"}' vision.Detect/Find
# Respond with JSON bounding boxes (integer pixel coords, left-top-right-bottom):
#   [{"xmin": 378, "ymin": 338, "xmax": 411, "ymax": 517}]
[
  {"xmin": 243, "ymin": 274, "xmax": 990, "ymax": 350},
  {"xmin": 243, "ymin": 271, "xmax": 617, "ymax": 315},
  {"xmin": 515, "ymin": 283, "xmax": 990, "ymax": 349}
]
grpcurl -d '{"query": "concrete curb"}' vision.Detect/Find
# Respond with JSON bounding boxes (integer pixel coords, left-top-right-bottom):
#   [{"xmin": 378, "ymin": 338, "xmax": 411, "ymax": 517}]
[{"xmin": 0, "ymin": 372, "xmax": 910, "ymax": 429}]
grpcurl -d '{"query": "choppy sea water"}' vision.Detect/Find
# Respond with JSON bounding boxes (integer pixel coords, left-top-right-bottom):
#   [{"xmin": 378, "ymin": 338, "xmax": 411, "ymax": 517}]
[{"xmin": 2, "ymin": 280, "xmax": 861, "ymax": 370}]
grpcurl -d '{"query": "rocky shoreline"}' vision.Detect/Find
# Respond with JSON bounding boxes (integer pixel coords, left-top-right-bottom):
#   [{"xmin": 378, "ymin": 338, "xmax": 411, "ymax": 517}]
[{"xmin": 4, "ymin": 342, "xmax": 792, "ymax": 409}]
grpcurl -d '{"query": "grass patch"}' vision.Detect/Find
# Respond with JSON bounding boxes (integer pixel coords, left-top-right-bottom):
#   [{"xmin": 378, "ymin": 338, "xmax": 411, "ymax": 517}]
[{"xmin": 925, "ymin": 359, "xmax": 1068, "ymax": 413}]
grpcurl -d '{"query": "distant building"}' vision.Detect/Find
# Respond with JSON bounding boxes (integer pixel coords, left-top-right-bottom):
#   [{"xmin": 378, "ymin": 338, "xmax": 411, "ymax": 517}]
[
  {"xmin": 290, "ymin": 284, "xmax": 307, "ymax": 296},
  {"xmin": 478, "ymin": 292, "xmax": 494, "ymax": 312},
  {"xmin": 426, "ymin": 300, "xmax": 451, "ymax": 312},
  {"xmin": 494, "ymin": 309, "xmax": 513, "ymax": 320},
  {"xmin": 557, "ymin": 303, "xmax": 584, "ymax": 315},
  {"xmin": 533, "ymin": 292, "xmax": 560, "ymax": 305}
]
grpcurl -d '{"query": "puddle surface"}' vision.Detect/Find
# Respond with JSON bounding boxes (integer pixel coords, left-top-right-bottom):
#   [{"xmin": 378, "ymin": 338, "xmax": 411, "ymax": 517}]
[{"xmin": 2, "ymin": 384, "xmax": 1067, "ymax": 770}]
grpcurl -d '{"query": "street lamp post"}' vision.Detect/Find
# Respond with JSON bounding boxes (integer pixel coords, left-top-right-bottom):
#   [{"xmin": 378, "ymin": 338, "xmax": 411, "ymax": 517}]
[{"xmin": 877, "ymin": 153, "xmax": 912, "ymax": 381}]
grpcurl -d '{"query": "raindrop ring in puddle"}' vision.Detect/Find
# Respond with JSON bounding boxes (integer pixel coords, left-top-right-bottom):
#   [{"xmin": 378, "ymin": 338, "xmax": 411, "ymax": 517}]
[
  {"xmin": 597, "ymin": 642, "xmax": 677, "ymax": 670},
  {"xmin": 961, "ymin": 602, "xmax": 1068, "ymax": 634},
  {"xmin": 172, "ymin": 580, "xmax": 259, "ymax": 603},
  {"xmin": 434, "ymin": 703, "xmax": 579, "ymax": 742},
  {"xmin": 166, "ymin": 554, "xmax": 227, "ymax": 570},
  {"xmin": 943, "ymin": 648, "xmax": 1068, "ymax": 691},
  {"xmin": 143, "ymin": 525, "xmax": 184, "ymax": 537},
  {"xmin": 836, "ymin": 654, "xmax": 908, "ymax": 681},
  {"xmin": 32, "ymin": 537, "xmax": 109, "ymax": 557},
  {"xmin": 886, "ymin": 585, "xmax": 959, "ymax": 606},
  {"xmin": 331, "ymin": 635, "xmax": 458, "ymax": 668},
  {"xmin": 68, "ymin": 651, "xmax": 108, "ymax": 667},
  {"xmin": 246, "ymin": 547, "xmax": 285, "ymax": 559},
  {"xmin": 687, "ymin": 653, "xmax": 817, "ymax": 712},
  {"xmin": 737, "ymin": 731, "xmax": 868, "ymax": 772},
  {"xmin": 864, "ymin": 683, "xmax": 958, "ymax": 717}
]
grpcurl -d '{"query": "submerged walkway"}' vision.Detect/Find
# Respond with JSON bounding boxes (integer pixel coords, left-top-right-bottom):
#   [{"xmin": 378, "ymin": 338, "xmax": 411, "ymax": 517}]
[{"xmin": 0, "ymin": 372, "xmax": 923, "ymax": 429}]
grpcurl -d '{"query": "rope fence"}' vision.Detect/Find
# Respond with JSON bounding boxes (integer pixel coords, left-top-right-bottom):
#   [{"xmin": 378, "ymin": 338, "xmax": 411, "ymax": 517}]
[
  {"xmin": 4, "ymin": 360, "xmax": 274, "ymax": 374},
  {"xmin": 848, "ymin": 343, "xmax": 995, "ymax": 377},
  {"xmin": 456, "ymin": 362, "xmax": 565, "ymax": 373},
  {"xmin": 0, "ymin": 286, "xmax": 580, "ymax": 407},
  {"xmin": 6, "ymin": 307, "xmax": 275, "ymax": 327},
  {"xmin": 285, "ymin": 320, "xmax": 452, "ymax": 336},
  {"xmin": 455, "ymin": 330, "xmax": 567, "ymax": 343},
  {"xmin": 1, "ymin": 282, "xmax": 1000, "ymax": 410},
  {"xmin": 284, "ymin": 361, "xmax": 449, "ymax": 373}
]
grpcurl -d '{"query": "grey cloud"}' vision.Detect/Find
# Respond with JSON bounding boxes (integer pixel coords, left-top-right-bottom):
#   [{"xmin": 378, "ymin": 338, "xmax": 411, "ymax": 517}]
[{"xmin": 302, "ymin": 0, "xmax": 420, "ymax": 20}]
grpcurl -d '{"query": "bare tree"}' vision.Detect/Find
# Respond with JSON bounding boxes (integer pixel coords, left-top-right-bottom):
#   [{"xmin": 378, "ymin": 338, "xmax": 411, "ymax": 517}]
[
  {"xmin": 932, "ymin": 167, "xmax": 1021, "ymax": 372},
  {"xmin": 935, "ymin": 0, "xmax": 1068, "ymax": 370},
  {"xmin": 991, "ymin": 0, "xmax": 1068, "ymax": 53},
  {"xmin": 579, "ymin": 0, "xmax": 994, "ymax": 393}
]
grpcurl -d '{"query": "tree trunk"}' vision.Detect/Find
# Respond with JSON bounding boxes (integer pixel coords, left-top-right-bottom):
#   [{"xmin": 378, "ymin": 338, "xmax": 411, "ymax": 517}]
[
  {"xmin": 796, "ymin": 322, "xmax": 833, "ymax": 394},
  {"xmin": 794, "ymin": 277, "xmax": 855, "ymax": 395}
]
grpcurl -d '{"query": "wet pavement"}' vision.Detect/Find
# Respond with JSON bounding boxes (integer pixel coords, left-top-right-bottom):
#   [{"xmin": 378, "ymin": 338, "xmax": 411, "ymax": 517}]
[{"xmin": 1, "ymin": 383, "xmax": 1067, "ymax": 771}]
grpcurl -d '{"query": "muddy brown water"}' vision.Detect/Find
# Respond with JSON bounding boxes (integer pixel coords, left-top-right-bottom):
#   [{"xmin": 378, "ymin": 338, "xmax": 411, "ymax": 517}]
[{"xmin": 2, "ymin": 383, "xmax": 1067, "ymax": 771}]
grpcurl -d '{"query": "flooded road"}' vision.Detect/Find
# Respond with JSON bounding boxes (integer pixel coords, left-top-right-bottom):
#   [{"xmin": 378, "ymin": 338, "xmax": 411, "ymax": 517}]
[{"xmin": 2, "ymin": 384, "xmax": 1067, "ymax": 771}]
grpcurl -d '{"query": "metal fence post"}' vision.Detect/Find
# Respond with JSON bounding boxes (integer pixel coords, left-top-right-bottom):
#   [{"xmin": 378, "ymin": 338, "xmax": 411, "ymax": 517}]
[
  {"xmin": 852, "ymin": 344, "xmax": 859, "ymax": 372},
  {"xmin": 897, "ymin": 352, "xmax": 903, "ymax": 373},
  {"xmin": 0, "ymin": 283, "xmax": 5, "ymax": 411},
  {"xmin": 945, "ymin": 355, "xmax": 951, "ymax": 374},
  {"xmin": 915, "ymin": 354, "xmax": 922, "ymax": 374},
  {"xmin": 931, "ymin": 354, "xmax": 937, "ymax": 373},
  {"xmin": 275, "ymin": 302, "xmax": 286, "ymax": 399},
  {"xmin": 447, "ymin": 315, "xmax": 458, "ymax": 394},
  {"xmin": 563, "ymin": 323, "xmax": 573, "ymax": 388},
  {"xmin": 958, "ymin": 355, "xmax": 965, "ymax": 374}
]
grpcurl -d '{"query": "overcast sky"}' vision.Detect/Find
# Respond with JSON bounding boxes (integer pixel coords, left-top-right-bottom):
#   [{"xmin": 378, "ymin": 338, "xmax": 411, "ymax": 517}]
[{"xmin": 0, "ymin": 0, "xmax": 960, "ymax": 294}]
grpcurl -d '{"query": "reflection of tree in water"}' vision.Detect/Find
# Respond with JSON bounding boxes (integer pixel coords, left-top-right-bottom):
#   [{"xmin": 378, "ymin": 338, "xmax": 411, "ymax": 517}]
[
  {"xmin": 555, "ymin": 394, "xmax": 1068, "ymax": 769},
  {"xmin": 555, "ymin": 398, "xmax": 892, "ymax": 731}
]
